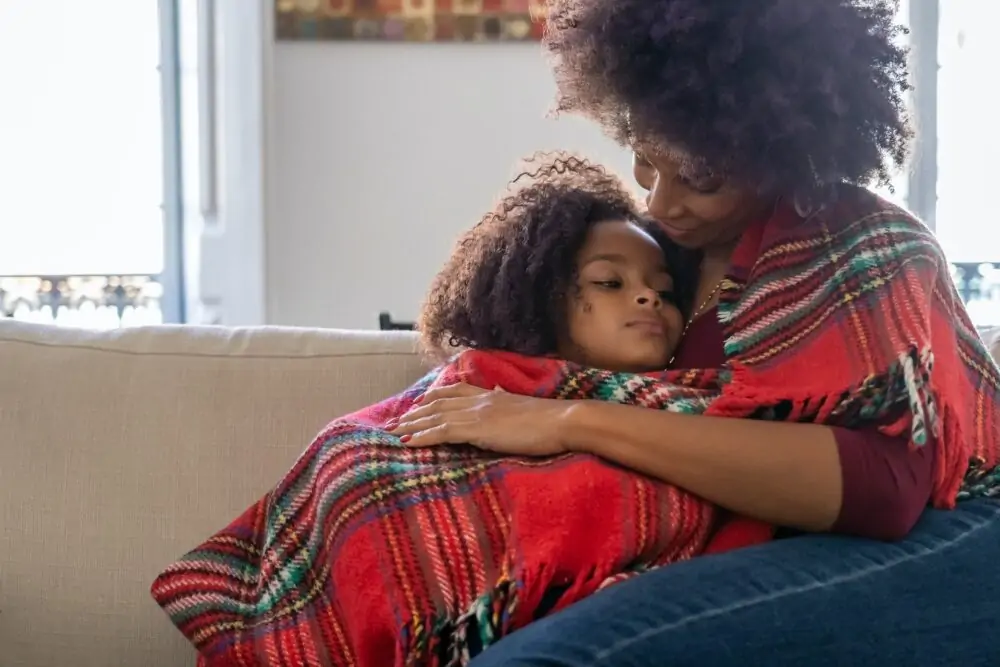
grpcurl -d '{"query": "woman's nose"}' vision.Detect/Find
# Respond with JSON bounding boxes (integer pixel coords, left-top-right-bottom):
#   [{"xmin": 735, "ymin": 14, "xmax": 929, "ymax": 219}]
[{"xmin": 646, "ymin": 177, "xmax": 686, "ymax": 221}]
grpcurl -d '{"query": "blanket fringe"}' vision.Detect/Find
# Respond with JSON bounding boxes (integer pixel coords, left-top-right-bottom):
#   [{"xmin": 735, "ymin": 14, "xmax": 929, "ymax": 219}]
[
  {"xmin": 405, "ymin": 577, "xmax": 521, "ymax": 667},
  {"xmin": 903, "ymin": 345, "xmax": 975, "ymax": 508},
  {"xmin": 900, "ymin": 345, "xmax": 939, "ymax": 448},
  {"xmin": 403, "ymin": 559, "xmax": 623, "ymax": 667},
  {"xmin": 544, "ymin": 562, "xmax": 617, "ymax": 617}
]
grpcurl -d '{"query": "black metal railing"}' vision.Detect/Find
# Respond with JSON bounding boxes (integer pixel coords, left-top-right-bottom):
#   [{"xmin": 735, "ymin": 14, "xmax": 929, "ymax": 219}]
[
  {"xmin": 0, "ymin": 275, "xmax": 164, "ymax": 328},
  {"xmin": 2, "ymin": 263, "xmax": 998, "ymax": 332},
  {"xmin": 951, "ymin": 263, "xmax": 1000, "ymax": 328},
  {"xmin": 379, "ymin": 262, "xmax": 1000, "ymax": 332}
]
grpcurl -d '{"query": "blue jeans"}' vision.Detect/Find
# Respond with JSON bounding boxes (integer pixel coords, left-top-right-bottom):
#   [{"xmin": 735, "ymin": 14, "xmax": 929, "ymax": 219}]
[{"xmin": 469, "ymin": 499, "xmax": 1000, "ymax": 666}]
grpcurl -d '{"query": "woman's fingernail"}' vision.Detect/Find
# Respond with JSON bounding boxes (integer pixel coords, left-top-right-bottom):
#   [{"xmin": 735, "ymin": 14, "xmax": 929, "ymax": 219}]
[
  {"xmin": 400, "ymin": 434, "xmax": 412, "ymax": 444},
  {"xmin": 385, "ymin": 418, "xmax": 399, "ymax": 431}
]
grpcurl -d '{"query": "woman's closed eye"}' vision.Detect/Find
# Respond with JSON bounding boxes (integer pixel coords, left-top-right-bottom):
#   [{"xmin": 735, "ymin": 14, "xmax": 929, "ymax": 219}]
[
  {"xmin": 678, "ymin": 174, "xmax": 725, "ymax": 195},
  {"xmin": 593, "ymin": 280, "xmax": 623, "ymax": 290}
]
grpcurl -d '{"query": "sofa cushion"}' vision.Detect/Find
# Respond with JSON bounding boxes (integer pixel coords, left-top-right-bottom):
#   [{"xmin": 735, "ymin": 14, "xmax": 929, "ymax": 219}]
[{"xmin": 0, "ymin": 320, "xmax": 425, "ymax": 667}]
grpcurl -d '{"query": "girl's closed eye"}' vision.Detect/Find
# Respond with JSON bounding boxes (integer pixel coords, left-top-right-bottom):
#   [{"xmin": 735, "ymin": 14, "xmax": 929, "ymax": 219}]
[{"xmin": 593, "ymin": 279, "xmax": 623, "ymax": 289}]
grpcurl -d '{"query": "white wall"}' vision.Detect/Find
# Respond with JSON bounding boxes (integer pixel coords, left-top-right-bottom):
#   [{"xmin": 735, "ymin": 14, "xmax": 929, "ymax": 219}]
[{"xmin": 265, "ymin": 42, "xmax": 633, "ymax": 329}]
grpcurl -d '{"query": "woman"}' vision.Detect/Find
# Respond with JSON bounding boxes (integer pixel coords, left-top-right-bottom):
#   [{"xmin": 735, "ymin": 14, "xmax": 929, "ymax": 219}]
[{"xmin": 392, "ymin": 0, "xmax": 1000, "ymax": 664}]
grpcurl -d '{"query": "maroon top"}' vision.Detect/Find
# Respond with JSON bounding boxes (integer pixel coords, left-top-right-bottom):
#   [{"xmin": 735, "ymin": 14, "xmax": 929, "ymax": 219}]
[{"xmin": 670, "ymin": 309, "xmax": 934, "ymax": 541}]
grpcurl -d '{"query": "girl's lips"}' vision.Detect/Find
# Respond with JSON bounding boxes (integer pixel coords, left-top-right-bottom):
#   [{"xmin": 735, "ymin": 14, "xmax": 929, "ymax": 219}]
[{"xmin": 627, "ymin": 320, "xmax": 666, "ymax": 335}]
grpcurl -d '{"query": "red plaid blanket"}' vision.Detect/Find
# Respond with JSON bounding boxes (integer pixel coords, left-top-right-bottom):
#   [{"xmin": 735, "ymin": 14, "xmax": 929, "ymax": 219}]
[
  {"xmin": 151, "ymin": 351, "xmax": 761, "ymax": 666},
  {"xmin": 152, "ymin": 188, "xmax": 1000, "ymax": 666}
]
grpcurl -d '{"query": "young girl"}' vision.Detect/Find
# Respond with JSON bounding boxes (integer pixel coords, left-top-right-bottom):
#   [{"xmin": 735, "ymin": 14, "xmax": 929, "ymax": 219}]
[
  {"xmin": 418, "ymin": 151, "xmax": 698, "ymax": 373},
  {"xmin": 155, "ymin": 152, "xmax": 770, "ymax": 667}
]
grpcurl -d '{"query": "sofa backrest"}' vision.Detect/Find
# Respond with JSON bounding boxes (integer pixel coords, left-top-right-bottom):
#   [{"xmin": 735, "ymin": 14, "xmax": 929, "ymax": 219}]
[{"xmin": 0, "ymin": 320, "xmax": 425, "ymax": 667}]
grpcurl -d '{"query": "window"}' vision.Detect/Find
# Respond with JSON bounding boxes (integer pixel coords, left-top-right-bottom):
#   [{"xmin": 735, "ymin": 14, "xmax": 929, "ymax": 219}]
[
  {"xmin": 0, "ymin": 0, "xmax": 184, "ymax": 326},
  {"xmin": 936, "ymin": 1, "xmax": 1000, "ymax": 259},
  {"xmin": 928, "ymin": 1, "xmax": 1000, "ymax": 325}
]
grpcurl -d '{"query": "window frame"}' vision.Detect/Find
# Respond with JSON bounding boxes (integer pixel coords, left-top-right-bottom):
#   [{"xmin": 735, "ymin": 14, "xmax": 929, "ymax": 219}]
[
  {"xmin": 158, "ymin": 0, "xmax": 187, "ymax": 323},
  {"xmin": 906, "ymin": 0, "xmax": 939, "ymax": 230}
]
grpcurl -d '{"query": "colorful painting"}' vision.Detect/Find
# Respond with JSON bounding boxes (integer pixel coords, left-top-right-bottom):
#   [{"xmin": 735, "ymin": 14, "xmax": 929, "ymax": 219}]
[{"xmin": 275, "ymin": 0, "xmax": 548, "ymax": 42}]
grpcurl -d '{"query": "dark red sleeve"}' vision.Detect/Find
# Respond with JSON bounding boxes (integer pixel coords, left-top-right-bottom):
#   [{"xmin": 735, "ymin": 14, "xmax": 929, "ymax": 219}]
[
  {"xmin": 673, "ymin": 309, "xmax": 934, "ymax": 541},
  {"xmin": 830, "ymin": 427, "xmax": 935, "ymax": 541}
]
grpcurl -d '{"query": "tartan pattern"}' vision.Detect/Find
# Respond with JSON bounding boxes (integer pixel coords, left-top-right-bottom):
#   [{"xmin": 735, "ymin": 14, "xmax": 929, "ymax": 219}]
[
  {"xmin": 152, "ymin": 352, "xmax": 726, "ymax": 667},
  {"xmin": 152, "ymin": 186, "xmax": 1000, "ymax": 666},
  {"xmin": 708, "ymin": 187, "xmax": 1000, "ymax": 506}
]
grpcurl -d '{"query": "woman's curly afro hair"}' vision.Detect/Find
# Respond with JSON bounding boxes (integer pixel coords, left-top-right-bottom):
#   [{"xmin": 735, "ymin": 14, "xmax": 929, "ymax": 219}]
[
  {"xmin": 417, "ymin": 152, "xmax": 694, "ymax": 363},
  {"xmin": 543, "ymin": 0, "xmax": 912, "ymax": 200}
]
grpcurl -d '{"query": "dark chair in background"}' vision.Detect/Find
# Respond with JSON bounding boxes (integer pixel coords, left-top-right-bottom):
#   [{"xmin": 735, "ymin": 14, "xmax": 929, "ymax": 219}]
[{"xmin": 378, "ymin": 312, "xmax": 415, "ymax": 331}]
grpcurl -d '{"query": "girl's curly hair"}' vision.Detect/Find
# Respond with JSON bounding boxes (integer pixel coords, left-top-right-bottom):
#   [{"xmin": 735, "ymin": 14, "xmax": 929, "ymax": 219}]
[
  {"xmin": 543, "ymin": 0, "xmax": 912, "ymax": 201},
  {"xmin": 417, "ymin": 152, "xmax": 695, "ymax": 363}
]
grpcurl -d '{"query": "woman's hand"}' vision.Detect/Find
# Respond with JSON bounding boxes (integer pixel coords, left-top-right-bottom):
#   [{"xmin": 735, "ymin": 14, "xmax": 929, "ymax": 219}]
[{"xmin": 388, "ymin": 383, "xmax": 571, "ymax": 456}]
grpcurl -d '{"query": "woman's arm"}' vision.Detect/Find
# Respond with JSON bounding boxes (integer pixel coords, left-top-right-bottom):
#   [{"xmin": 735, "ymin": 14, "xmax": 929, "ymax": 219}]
[
  {"xmin": 832, "ymin": 427, "xmax": 934, "ymax": 540},
  {"xmin": 563, "ymin": 402, "xmax": 843, "ymax": 532},
  {"xmin": 562, "ymin": 403, "xmax": 934, "ymax": 537},
  {"xmin": 393, "ymin": 383, "xmax": 933, "ymax": 538}
]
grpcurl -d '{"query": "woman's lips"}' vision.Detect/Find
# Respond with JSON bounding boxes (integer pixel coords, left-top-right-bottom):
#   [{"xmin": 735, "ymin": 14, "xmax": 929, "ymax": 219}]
[{"xmin": 656, "ymin": 220, "xmax": 697, "ymax": 238}]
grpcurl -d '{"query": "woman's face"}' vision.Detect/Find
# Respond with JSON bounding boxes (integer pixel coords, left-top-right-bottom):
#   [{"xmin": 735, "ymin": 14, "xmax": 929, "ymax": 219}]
[{"xmin": 633, "ymin": 151, "xmax": 767, "ymax": 251}]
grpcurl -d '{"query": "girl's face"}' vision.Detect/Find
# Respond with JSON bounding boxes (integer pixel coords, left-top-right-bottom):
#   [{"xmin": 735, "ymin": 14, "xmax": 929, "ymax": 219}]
[
  {"xmin": 559, "ymin": 220, "xmax": 684, "ymax": 373},
  {"xmin": 633, "ymin": 151, "xmax": 768, "ymax": 251}
]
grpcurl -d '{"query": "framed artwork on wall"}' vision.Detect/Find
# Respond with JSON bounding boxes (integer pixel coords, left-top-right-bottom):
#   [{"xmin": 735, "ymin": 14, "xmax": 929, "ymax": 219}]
[{"xmin": 275, "ymin": 0, "xmax": 547, "ymax": 42}]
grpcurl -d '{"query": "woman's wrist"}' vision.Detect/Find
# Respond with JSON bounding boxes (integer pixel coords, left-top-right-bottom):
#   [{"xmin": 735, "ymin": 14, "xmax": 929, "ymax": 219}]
[{"xmin": 558, "ymin": 400, "xmax": 616, "ymax": 455}]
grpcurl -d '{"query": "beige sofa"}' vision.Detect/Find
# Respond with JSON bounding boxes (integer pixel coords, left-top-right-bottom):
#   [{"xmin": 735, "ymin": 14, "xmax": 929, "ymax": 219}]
[
  {"xmin": 0, "ymin": 319, "xmax": 428, "ymax": 667},
  {"xmin": 4, "ymin": 319, "xmax": 1000, "ymax": 667}
]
